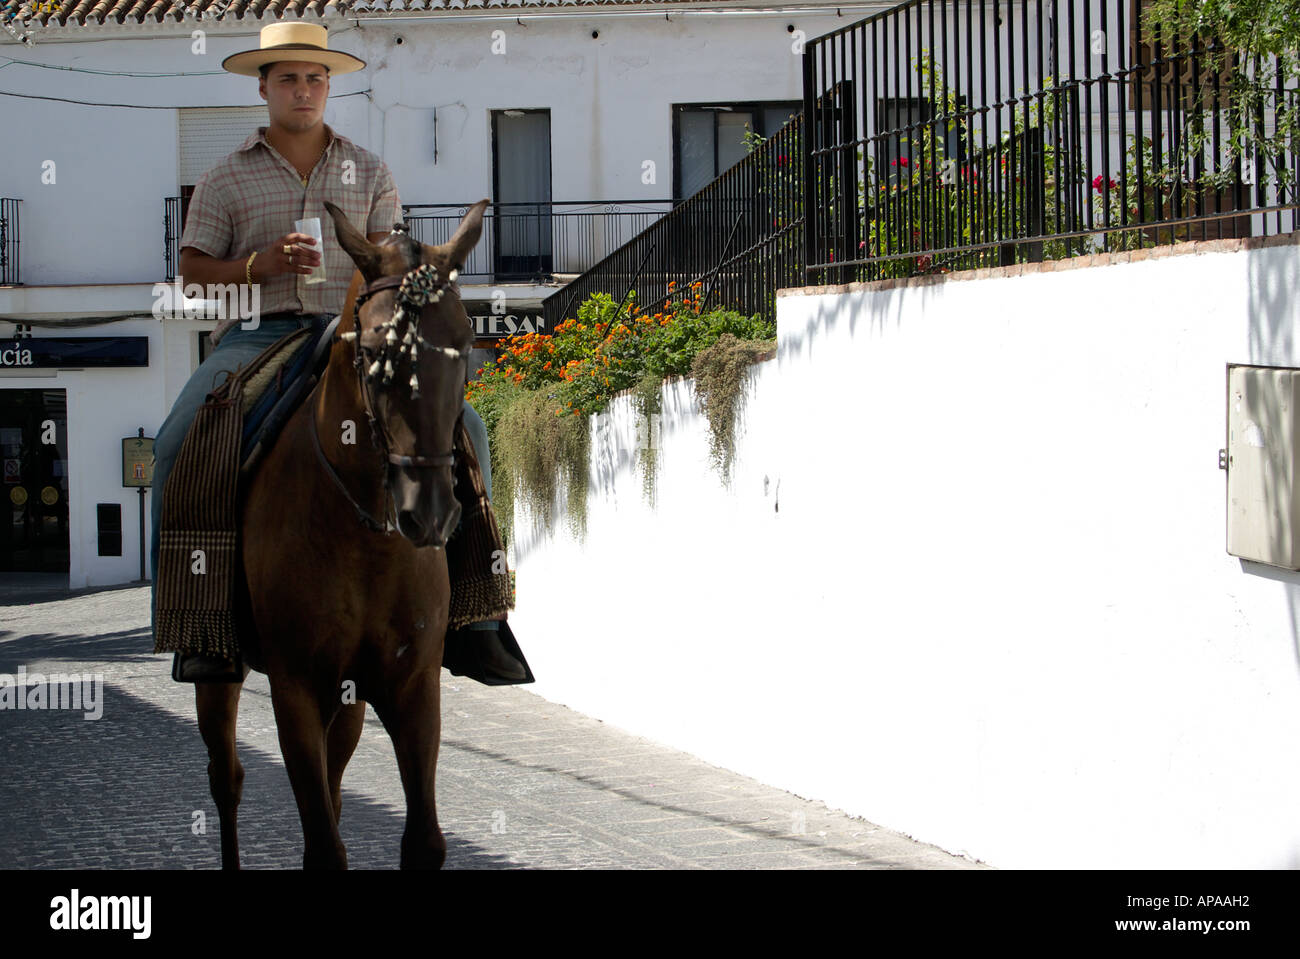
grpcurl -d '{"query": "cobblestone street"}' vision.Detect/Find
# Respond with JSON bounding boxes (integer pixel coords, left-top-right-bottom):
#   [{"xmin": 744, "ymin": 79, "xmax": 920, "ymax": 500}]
[{"xmin": 0, "ymin": 584, "xmax": 982, "ymax": 870}]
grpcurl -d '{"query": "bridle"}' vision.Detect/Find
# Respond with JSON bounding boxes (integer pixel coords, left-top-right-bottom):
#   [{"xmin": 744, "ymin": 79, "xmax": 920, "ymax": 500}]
[{"xmin": 310, "ymin": 246, "xmax": 471, "ymax": 534}]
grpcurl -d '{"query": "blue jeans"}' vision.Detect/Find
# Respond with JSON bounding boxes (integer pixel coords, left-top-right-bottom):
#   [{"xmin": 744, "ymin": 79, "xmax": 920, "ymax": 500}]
[{"xmin": 150, "ymin": 316, "xmax": 491, "ymax": 632}]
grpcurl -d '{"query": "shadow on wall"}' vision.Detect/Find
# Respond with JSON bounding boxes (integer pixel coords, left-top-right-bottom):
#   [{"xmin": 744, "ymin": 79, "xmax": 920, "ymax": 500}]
[
  {"xmin": 586, "ymin": 380, "xmax": 696, "ymax": 501},
  {"xmin": 1245, "ymin": 242, "xmax": 1300, "ymax": 674},
  {"xmin": 1247, "ymin": 241, "xmax": 1299, "ymax": 365},
  {"xmin": 776, "ymin": 275, "xmax": 950, "ymax": 368}
]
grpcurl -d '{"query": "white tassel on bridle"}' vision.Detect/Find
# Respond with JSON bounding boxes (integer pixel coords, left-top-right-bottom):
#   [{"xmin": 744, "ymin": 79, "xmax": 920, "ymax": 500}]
[{"xmin": 345, "ymin": 263, "xmax": 468, "ymax": 395}]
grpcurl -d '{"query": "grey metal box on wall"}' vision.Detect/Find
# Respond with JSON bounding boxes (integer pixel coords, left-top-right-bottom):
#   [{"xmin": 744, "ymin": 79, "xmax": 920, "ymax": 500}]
[{"xmin": 1226, "ymin": 364, "xmax": 1300, "ymax": 569}]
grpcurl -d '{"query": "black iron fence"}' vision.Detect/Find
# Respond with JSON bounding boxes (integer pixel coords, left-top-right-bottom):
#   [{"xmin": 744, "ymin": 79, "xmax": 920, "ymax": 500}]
[
  {"xmin": 804, "ymin": 0, "xmax": 1299, "ymax": 283},
  {"xmin": 542, "ymin": 114, "xmax": 805, "ymax": 330},
  {"xmin": 402, "ymin": 200, "xmax": 674, "ymax": 283},
  {"xmin": 1, "ymin": 198, "xmax": 20, "ymax": 286}
]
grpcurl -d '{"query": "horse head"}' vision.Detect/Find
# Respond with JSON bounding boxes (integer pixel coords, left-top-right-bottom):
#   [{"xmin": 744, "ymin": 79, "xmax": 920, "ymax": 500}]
[{"xmin": 323, "ymin": 198, "xmax": 487, "ymax": 549}]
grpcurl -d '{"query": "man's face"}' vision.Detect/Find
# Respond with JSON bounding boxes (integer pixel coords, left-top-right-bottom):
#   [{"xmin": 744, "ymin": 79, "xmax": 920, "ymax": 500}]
[{"xmin": 259, "ymin": 60, "xmax": 330, "ymax": 133}]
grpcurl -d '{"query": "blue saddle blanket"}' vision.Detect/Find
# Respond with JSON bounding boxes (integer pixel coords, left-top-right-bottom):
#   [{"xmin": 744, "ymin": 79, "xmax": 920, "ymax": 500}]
[{"xmin": 239, "ymin": 316, "xmax": 340, "ymax": 473}]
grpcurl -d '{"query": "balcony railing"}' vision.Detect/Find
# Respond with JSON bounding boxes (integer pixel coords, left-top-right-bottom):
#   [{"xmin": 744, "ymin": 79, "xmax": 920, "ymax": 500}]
[
  {"xmin": 163, "ymin": 196, "xmax": 182, "ymax": 283},
  {"xmin": 401, "ymin": 200, "xmax": 675, "ymax": 283},
  {"xmin": 163, "ymin": 198, "xmax": 674, "ymax": 285},
  {"xmin": 1, "ymin": 198, "xmax": 20, "ymax": 287}
]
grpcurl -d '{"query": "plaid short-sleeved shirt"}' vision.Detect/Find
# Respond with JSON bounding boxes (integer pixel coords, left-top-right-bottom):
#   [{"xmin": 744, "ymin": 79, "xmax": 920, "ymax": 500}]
[{"xmin": 180, "ymin": 123, "xmax": 401, "ymax": 336}]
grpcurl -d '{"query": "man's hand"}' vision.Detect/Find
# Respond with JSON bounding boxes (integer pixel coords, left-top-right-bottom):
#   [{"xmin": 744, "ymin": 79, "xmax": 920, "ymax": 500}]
[
  {"xmin": 252, "ymin": 232, "xmax": 321, "ymax": 280},
  {"xmin": 179, "ymin": 230, "xmax": 390, "ymax": 288}
]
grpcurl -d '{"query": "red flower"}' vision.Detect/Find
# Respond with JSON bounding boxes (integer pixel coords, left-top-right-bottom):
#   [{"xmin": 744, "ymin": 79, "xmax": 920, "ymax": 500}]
[
  {"xmin": 899, "ymin": 157, "xmax": 909, "ymax": 167},
  {"xmin": 1092, "ymin": 174, "xmax": 1117, "ymax": 193}
]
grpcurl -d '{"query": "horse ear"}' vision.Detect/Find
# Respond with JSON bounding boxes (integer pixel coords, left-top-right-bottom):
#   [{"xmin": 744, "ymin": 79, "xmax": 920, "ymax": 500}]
[
  {"xmin": 430, "ymin": 199, "xmax": 488, "ymax": 272},
  {"xmin": 323, "ymin": 201, "xmax": 383, "ymax": 280}
]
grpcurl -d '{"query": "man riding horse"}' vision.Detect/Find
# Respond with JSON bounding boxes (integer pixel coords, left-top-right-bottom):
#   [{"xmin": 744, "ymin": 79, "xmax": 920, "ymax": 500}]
[{"xmin": 152, "ymin": 21, "xmax": 528, "ymax": 685}]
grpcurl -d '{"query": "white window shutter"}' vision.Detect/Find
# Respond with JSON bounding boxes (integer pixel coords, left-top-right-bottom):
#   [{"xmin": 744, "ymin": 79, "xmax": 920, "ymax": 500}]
[{"xmin": 178, "ymin": 107, "xmax": 266, "ymax": 184}]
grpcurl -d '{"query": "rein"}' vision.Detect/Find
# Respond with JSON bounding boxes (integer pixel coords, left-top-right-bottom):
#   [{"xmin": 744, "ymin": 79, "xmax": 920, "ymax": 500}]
[{"xmin": 311, "ymin": 257, "xmax": 471, "ymax": 534}]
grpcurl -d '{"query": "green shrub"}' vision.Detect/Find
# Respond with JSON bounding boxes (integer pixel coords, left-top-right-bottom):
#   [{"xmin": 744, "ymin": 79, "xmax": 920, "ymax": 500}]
[{"xmin": 466, "ymin": 288, "xmax": 776, "ymax": 537}]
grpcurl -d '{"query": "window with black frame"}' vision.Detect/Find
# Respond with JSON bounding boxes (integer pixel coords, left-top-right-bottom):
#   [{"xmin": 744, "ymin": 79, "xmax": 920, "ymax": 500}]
[{"xmin": 673, "ymin": 101, "xmax": 801, "ymax": 200}]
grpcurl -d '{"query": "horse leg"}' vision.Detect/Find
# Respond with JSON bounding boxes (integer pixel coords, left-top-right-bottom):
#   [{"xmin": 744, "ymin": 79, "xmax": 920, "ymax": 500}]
[
  {"xmin": 195, "ymin": 681, "xmax": 245, "ymax": 870},
  {"xmin": 373, "ymin": 668, "xmax": 446, "ymax": 870},
  {"xmin": 326, "ymin": 702, "xmax": 367, "ymax": 826},
  {"xmin": 269, "ymin": 680, "xmax": 348, "ymax": 870}
]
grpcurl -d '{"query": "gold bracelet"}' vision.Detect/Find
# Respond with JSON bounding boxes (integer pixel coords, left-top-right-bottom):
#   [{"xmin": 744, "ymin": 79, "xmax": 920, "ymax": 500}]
[{"xmin": 245, "ymin": 251, "xmax": 258, "ymax": 286}]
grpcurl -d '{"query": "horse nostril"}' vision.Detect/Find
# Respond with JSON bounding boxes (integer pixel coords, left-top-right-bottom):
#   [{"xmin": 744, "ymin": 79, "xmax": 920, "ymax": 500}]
[{"xmin": 397, "ymin": 510, "xmax": 423, "ymax": 541}]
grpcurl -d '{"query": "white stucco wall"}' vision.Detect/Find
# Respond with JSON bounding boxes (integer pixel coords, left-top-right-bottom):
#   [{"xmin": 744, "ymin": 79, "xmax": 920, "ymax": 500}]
[{"xmin": 508, "ymin": 237, "xmax": 1300, "ymax": 869}]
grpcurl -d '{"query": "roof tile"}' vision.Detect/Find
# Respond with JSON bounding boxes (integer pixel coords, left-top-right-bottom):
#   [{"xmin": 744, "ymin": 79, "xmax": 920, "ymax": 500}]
[{"xmin": 9, "ymin": 0, "xmax": 756, "ymax": 29}]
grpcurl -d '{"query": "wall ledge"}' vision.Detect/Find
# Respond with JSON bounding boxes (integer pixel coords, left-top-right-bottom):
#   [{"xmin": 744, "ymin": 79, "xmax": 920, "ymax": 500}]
[{"xmin": 777, "ymin": 229, "xmax": 1300, "ymax": 299}]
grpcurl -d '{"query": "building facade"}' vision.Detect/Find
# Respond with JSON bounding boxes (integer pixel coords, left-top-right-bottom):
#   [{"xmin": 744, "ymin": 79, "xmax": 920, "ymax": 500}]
[{"xmin": 0, "ymin": 0, "xmax": 883, "ymax": 587}]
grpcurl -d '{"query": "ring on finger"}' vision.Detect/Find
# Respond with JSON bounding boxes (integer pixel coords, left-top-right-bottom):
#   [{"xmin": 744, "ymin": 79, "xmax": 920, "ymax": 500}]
[{"xmin": 283, "ymin": 244, "xmax": 293, "ymax": 255}]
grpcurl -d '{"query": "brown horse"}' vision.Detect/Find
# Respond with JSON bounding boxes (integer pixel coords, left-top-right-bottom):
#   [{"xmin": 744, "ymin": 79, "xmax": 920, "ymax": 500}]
[{"xmin": 194, "ymin": 199, "xmax": 488, "ymax": 869}]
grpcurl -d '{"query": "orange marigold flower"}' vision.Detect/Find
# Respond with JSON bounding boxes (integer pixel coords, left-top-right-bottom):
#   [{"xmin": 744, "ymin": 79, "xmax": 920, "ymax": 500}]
[{"xmin": 667, "ymin": 280, "xmax": 677, "ymax": 290}]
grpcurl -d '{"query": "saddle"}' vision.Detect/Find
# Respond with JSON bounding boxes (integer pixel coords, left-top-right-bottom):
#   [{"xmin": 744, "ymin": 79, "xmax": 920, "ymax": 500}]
[{"xmin": 153, "ymin": 320, "xmax": 513, "ymax": 663}]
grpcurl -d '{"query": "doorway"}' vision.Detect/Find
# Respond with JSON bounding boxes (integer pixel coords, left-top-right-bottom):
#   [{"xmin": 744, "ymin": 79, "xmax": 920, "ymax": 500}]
[
  {"xmin": 1, "ymin": 389, "xmax": 70, "ymax": 573},
  {"xmin": 491, "ymin": 110, "xmax": 553, "ymax": 280}
]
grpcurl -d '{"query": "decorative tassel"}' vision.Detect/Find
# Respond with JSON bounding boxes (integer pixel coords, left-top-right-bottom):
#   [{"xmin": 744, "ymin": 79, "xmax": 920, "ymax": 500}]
[
  {"xmin": 368, "ymin": 359, "xmax": 382, "ymax": 378},
  {"xmin": 449, "ymin": 269, "xmax": 459, "ymax": 283},
  {"xmin": 340, "ymin": 331, "xmax": 357, "ymax": 342},
  {"xmin": 386, "ymin": 328, "xmax": 398, "ymax": 346}
]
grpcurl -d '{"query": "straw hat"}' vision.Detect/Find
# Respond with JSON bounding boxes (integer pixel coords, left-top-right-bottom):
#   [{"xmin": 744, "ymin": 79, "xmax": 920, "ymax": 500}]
[{"xmin": 222, "ymin": 22, "xmax": 365, "ymax": 77}]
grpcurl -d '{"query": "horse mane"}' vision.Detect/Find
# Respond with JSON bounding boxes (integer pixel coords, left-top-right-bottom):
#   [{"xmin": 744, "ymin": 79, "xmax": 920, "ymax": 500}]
[{"xmin": 341, "ymin": 268, "xmax": 364, "ymax": 336}]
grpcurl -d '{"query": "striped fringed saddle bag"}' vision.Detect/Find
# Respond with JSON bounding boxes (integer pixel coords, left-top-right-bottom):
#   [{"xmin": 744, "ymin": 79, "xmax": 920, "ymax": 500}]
[
  {"xmin": 446, "ymin": 417, "xmax": 515, "ymax": 630},
  {"xmin": 152, "ymin": 327, "xmax": 313, "ymax": 658}
]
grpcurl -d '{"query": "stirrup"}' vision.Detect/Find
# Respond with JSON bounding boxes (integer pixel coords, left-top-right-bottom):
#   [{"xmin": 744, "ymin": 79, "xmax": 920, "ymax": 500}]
[
  {"xmin": 172, "ymin": 651, "xmax": 247, "ymax": 684},
  {"xmin": 442, "ymin": 621, "xmax": 534, "ymax": 686}
]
